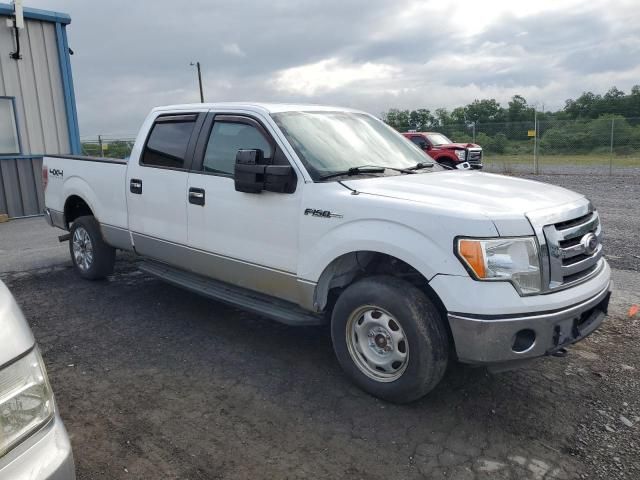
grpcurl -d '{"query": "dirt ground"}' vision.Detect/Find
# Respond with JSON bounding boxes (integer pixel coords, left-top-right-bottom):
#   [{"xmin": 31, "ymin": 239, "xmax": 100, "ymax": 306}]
[{"xmin": 1, "ymin": 174, "xmax": 638, "ymax": 479}]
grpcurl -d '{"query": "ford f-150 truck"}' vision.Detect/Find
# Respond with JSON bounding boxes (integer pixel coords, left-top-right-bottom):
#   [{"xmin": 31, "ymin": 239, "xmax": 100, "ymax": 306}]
[
  {"xmin": 43, "ymin": 103, "xmax": 611, "ymax": 403},
  {"xmin": 402, "ymin": 131, "xmax": 483, "ymax": 169}
]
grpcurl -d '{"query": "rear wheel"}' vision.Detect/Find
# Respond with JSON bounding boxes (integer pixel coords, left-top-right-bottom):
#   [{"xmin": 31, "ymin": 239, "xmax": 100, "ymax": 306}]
[
  {"xmin": 69, "ymin": 216, "xmax": 115, "ymax": 280},
  {"xmin": 331, "ymin": 275, "xmax": 449, "ymax": 403}
]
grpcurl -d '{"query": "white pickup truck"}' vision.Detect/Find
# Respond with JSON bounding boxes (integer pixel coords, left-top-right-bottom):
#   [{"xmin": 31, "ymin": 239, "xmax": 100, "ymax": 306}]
[{"xmin": 43, "ymin": 103, "xmax": 611, "ymax": 403}]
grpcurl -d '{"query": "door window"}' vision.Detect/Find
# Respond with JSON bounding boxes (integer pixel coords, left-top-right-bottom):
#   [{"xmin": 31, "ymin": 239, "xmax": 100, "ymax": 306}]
[
  {"xmin": 141, "ymin": 116, "xmax": 197, "ymax": 169},
  {"xmin": 202, "ymin": 122, "xmax": 273, "ymax": 175},
  {"xmin": 410, "ymin": 136, "xmax": 428, "ymax": 149}
]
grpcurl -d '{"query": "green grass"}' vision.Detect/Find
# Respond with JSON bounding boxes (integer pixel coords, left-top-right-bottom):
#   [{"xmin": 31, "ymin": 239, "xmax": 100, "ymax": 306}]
[{"xmin": 483, "ymin": 153, "xmax": 640, "ymax": 168}]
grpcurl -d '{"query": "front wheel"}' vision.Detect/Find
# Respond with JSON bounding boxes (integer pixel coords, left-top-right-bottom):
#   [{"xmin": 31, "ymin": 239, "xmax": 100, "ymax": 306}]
[
  {"xmin": 331, "ymin": 275, "xmax": 449, "ymax": 403},
  {"xmin": 69, "ymin": 216, "xmax": 115, "ymax": 280}
]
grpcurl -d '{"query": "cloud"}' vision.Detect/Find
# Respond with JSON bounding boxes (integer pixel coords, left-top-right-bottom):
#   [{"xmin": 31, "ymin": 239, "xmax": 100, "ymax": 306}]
[
  {"xmin": 25, "ymin": 0, "xmax": 640, "ymax": 136},
  {"xmin": 221, "ymin": 43, "xmax": 246, "ymax": 57},
  {"xmin": 272, "ymin": 58, "xmax": 399, "ymax": 96}
]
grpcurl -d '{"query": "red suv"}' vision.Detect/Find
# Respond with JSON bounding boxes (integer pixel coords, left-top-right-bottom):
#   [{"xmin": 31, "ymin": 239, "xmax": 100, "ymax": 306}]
[{"xmin": 402, "ymin": 132, "xmax": 483, "ymax": 169}]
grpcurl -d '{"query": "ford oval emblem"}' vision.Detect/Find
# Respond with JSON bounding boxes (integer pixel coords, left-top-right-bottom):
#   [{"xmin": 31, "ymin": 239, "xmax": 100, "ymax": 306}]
[{"xmin": 581, "ymin": 233, "xmax": 598, "ymax": 255}]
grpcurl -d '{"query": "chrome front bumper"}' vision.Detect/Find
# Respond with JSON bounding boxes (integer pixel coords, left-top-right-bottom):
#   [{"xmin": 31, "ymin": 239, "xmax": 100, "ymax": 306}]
[
  {"xmin": 0, "ymin": 413, "xmax": 75, "ymax": 480},
  {"xmin": 448, "ymin": 282, "xmax": 612, "ymax": 365}
]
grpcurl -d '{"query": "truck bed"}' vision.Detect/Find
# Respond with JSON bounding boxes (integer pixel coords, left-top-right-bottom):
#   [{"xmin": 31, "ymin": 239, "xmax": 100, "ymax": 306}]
[{"xmin": 43, "ymin": 155, "xmax": 129, "ymax": 230}]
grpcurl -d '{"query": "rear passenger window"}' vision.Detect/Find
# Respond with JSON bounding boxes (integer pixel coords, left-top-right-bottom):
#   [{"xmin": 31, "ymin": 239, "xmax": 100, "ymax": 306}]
[
  {"xmin": 202, "ymin": 122, "xmax": 273, "ymax": 175},
  {"xmin": 141, "ymin": 116, "xmax": 196, "ymax": 169}
]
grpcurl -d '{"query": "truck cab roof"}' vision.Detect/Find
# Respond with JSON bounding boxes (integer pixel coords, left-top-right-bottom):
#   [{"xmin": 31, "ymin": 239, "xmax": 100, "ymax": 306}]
[{"xmin": 151, "ymin": 102, "xmax": 364, "ymax": 115}]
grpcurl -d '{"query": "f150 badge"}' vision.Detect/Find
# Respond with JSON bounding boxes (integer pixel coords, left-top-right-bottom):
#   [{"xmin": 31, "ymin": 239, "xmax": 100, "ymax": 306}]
[{"xmin": 304, "ymin": 208, "xmax": 343, "ymax": 219}]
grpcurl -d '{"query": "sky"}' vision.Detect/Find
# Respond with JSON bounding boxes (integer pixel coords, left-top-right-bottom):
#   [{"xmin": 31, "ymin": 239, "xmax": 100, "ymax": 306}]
[{"xmin": 25, "ymin": 0, "xmax": 640, "ymax": 138}]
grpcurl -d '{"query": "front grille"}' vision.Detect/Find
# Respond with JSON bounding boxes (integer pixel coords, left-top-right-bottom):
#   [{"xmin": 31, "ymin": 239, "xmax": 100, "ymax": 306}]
[
  {"xmin": 467, "ymin": 149, "xmax": 482, "ymax": 165},
  {"xmin": 543, "ymin": 210, "xmax": 602, "ymax": 290}
]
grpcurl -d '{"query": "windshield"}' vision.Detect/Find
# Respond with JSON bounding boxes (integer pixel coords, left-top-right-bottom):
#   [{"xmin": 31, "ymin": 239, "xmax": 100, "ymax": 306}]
[
  {"xmin": 271, "ymin": 111, "xmax": 437, "ymax": 180},
  {"xmin": 426, "ymin": 133, "xmax": 453, "ymax": 145}
]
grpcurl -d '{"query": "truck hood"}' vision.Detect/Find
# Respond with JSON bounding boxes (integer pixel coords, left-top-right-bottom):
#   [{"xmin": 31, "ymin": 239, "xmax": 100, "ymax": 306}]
[
  {"xmin": 438, "ymin": 143, "xmax": 480, "ymax": 150},
  {"xmin": 342, "ymin": 171, "xmax": 584, "ymax": 218},
  {"xmin": 0, "ymin": 281, "xmax": 35, "ymax": 366}
]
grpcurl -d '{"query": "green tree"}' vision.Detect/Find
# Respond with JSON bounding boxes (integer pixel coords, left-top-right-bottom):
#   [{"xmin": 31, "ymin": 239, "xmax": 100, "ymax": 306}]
[
  {"xmin": 381, "ymin": 108, "xmax": 411, "ymax": 131},
  {"xmin": 434, "ymin": 108, "xmax": 452, "ymax": 127},
  {"xmin": 408, "ymin": 109, "xmax": 435, "ymax": 131},
  {"xmin": 507, "ymin": 95, "xmax": 533, "ymax": 122},
  {"xmin": 464, "ymin": 99, "xmax": 505, "ymax": 124}
]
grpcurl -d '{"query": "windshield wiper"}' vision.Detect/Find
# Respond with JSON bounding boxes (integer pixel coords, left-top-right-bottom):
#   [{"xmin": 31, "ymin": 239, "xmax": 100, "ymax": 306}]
[
  {"xmin": 407, "ymin": 162, "xmax": 435, "ymax": 171},
  {"xmin": 318, "ymin": 165, "xmax": 386, "ymax": 180}
]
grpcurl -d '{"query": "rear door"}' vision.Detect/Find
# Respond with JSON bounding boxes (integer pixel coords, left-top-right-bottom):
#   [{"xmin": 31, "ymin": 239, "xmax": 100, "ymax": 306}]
[
  {"xmin": 126, "ymin": 112, "xmax": 204, "ymax": 261},
  {"xmin": 185, "ymin": 112, "xmax": 303, "ymax": 302}
]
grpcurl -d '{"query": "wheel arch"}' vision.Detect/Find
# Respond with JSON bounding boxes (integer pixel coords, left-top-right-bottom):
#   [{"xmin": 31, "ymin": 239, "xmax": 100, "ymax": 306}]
[
  {"xmin": 63, "ymin": 194, "xmax": 94, "ymax": 228},
  {"xmin": 314, "ymin": 251, "xmax": 455, "ymax": 358},
  {"xmin": 313, "ymin": 251, "xmax": 447, "ymax": 315}
]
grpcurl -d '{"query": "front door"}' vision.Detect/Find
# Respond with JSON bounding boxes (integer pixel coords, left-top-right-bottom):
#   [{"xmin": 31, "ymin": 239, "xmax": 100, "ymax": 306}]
[{"xmin": 186, "ymin": 112, "xmax": 302, "ymax": 302}]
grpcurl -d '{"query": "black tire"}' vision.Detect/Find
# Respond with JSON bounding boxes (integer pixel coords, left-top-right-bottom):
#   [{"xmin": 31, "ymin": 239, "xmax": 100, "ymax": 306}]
[
  {"xmin": 331, "ymin": 275, "xmax": 449, "ymax": 403},
  {"xmin": 69, "ymin": 215, "xmax": 115, "ymax": 280}
]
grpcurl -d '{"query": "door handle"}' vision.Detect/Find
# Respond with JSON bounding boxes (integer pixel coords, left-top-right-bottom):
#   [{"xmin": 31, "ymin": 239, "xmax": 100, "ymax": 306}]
[
  {"xmin": 130, "ymin": 179, "xmax": 142, "ymax": 194},
  {"xmin": 189, "ymin": 188, "xmax": 205, "ymax": 206}
]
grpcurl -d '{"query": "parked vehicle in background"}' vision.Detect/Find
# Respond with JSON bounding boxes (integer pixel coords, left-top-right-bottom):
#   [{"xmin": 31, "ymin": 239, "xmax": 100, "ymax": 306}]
[
  {"xmin": 0, "ymin": 280, "xmax": 75, "ymax": 479},
  {"xmin": 403, "ymin": 131, "xmax": 483, "ymax": 169},
  {"xmin": 43, "ymin": 103, "xmax": 610, "ymax": 403}
]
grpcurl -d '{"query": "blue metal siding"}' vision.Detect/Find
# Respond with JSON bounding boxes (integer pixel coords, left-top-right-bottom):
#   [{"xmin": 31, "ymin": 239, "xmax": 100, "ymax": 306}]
[
  {"xmin": 55, "ymin": 22, "xmax": 81, "ymax": 154},
  {"xmin": 0, "ymin": 3, "xmax": 70, "ymax": 25}
]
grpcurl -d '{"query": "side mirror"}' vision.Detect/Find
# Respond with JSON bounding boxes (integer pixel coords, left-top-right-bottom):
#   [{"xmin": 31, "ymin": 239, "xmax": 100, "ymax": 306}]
[
  {"xmin": 456, "ymin": 162, "xmax": 471, "ymax": 170},
  {"xmin": 234, "ymin": 149, "xmax": 296, "ymax": 193},
  {"xmin": 235, "ymin": 149, "xmax": 265, "ymax": 193}
]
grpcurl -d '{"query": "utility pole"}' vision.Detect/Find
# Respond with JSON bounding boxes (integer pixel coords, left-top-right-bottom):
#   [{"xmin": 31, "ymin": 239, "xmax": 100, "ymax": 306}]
[{"xmin": 190, "ymin": 61, "xmax": 204, "ymax": 103}]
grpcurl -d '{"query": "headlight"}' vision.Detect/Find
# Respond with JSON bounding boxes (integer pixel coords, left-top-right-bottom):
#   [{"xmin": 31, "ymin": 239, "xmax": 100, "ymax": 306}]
[
  {"xmin": 456, "ymin": 237, "xmax": 542, "ymax": 294},
  {"xmin": 455, "ymin": 149, "xmax": 466, "ymax": 161},
  {"xmin": 0, "ymin": 349, "xmax": 54, "ymax": 457}
]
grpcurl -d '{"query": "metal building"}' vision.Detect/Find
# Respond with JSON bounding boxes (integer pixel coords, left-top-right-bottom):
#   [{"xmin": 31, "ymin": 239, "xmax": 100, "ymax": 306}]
[{"xmin": 0, "ymin": 2, "xmax": 79, "ymax": 219}]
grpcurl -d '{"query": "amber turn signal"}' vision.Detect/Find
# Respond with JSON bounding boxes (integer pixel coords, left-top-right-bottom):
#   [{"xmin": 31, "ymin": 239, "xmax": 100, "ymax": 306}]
[{"xmin": 458, "ymin": 239, "xmax": 486, "ymax": 278}]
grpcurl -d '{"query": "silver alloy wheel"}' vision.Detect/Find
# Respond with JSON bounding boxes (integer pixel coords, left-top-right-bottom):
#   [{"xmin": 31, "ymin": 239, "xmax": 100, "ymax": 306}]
[
  {"xmin": 346, "ymin": 305, "xmax": 409, "ymax": 382},
  {"xmin": 72, "ymin": 226, "xmax": 94, "ymax": 272}
]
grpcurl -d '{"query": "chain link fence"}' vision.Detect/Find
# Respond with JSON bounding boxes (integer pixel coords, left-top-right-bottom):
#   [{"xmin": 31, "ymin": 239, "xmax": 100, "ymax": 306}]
[
  {"xmin": 435, "ymin": 117, "xmax": 640, "ymax": 175},
  {"xmin": 80, "ymin": 135, "xmax": 136, "ymax": 159},
  {"xmin": 81, "ymin": 117, "xmax": 640, "ymax": 175}
]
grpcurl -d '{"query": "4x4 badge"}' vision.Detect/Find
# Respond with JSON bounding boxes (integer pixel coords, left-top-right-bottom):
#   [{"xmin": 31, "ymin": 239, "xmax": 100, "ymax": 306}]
[{"xmin": 304, "ymin": 208, "xmax": 343, "ymax": 219}]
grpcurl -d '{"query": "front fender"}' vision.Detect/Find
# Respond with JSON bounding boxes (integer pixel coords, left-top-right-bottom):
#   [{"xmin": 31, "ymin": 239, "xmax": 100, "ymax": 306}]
[{"xmin": 298, "ymin": 218, "xmax": 468, "ymax": 284}]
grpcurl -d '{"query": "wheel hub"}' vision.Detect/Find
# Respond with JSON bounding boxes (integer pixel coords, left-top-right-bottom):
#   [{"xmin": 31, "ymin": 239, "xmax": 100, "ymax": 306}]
[
  {"xmin": 346, "ymin": 306, "xmax": 409, "ymax": 382},
  {"xmin": 72, "ymin": 227, "xmax": 94, "ymax": 271}
]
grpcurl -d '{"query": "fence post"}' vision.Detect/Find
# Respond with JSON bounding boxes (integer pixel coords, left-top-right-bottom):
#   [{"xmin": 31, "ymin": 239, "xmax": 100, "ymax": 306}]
[
  {"xmin": 609, "ymin": 118, "xmax": 614, "ymax": 176},
  {"xmin": 533, "ymin": 111, "xmax": 538, "ymax": 174},
  {"xmin": 98, "ymin": 135, "xmax": 104, "ymax": 157}
]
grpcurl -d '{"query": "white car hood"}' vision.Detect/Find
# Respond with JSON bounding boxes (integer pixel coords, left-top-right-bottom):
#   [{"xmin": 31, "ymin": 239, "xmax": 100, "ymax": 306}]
[
  {"xmin": 0, "ymin": 281, "xmax": 35, "ymax": 366},
  {"xmin": 343, "ymin": 171, "xmax": 584, "ymax": 218}
]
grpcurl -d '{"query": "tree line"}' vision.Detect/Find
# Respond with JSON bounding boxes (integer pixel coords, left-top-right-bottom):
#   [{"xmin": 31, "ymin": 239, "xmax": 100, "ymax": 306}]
[
  {"xmin": 381, "ymin": 86, "xmax": 640, "ymax": 131},
  {"xmin": 381, "ymin": 86, "xmax": 640, "ymax": 155}
]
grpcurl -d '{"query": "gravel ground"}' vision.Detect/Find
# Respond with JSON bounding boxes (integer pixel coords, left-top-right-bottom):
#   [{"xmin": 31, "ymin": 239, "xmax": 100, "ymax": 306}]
[
  {"xmin": 485, "ymin": 163, "xmax": 640, "ymax": 178},
  {"xmin": 1, "ymin": 173, "xmax": 639, "ymax": 480}
]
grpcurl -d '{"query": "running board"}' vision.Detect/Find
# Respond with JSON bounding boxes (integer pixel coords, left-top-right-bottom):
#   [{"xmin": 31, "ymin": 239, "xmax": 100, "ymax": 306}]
[{"xmin": 139, "ymin": 260, "xmax": 326, "ymax": 327}]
